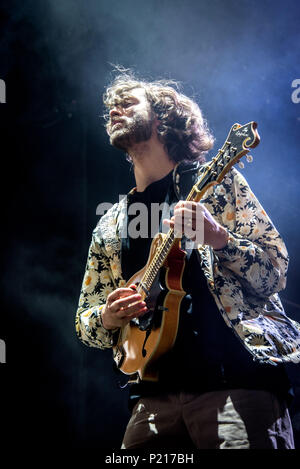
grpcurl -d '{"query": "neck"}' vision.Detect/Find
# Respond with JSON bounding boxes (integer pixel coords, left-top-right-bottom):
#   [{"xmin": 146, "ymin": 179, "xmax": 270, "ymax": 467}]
[{"xmin": 128, "ymin": 133, "xmax": 176, "ymax": 192}]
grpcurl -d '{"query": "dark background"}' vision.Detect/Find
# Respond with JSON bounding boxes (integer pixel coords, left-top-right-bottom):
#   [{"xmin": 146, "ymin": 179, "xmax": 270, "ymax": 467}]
[{"xmin": 1, "ymin": 0, "xmax": 300, "ymax": 451}]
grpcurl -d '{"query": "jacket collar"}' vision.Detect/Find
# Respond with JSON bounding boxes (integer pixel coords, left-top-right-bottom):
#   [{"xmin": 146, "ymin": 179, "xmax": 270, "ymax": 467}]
[
  {"xmin": 172, "ymin": 160, "xmax": 202, "ymax": 200},
  {"xmin": 125, "ymin": 160, "xmax": 205, "ymax": 205}
]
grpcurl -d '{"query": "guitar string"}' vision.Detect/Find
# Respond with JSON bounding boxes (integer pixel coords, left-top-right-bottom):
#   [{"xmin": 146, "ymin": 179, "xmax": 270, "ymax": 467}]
[
  {"xmin": 136, "ymin": 147, "xmax": 228, "ymax": 295},
  {"xmin": 137, "ymin": 148, "xmax": 233, "ymax": 294}
]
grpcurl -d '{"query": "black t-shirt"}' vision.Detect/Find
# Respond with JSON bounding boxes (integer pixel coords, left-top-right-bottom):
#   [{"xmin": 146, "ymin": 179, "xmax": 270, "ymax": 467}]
[{"xmin": 120, "ymin": 171, "xmax": 291, "ymax": 406}]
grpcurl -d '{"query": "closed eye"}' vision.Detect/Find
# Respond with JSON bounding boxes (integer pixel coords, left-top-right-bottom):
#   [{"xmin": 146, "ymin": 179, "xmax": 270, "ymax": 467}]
[{"xmin": 123, "ymin": 101, "xmax": 135, "ymax": 108}]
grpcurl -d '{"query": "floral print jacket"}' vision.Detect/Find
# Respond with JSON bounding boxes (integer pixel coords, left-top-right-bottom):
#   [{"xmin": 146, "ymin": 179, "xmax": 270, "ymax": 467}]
[{"xmin": 75, "ymin": 162, "xmax": 300, "ymax": 366}]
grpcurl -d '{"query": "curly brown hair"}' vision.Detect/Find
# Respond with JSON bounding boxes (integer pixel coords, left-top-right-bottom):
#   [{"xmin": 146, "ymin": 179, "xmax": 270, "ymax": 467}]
[{"xmin": 103, "ymin": 70, "xmax": 214, "ymax": 163}]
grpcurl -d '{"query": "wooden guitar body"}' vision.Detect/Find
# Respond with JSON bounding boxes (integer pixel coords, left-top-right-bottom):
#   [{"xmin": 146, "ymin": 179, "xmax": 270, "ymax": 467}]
[{"xmin": 113, "ymin": 233, "xmax": 186, "ymax": 382}]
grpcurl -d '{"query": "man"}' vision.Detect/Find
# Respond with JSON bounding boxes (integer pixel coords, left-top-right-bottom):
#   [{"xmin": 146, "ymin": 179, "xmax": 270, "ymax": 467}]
[{"xmin": 75, "ymin": 71, "xmax": 300, "ymax": 449}]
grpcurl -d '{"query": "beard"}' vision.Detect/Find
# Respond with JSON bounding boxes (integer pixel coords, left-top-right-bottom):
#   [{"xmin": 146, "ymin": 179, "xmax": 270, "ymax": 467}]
[{"xmin": 108, "ymin": 111, "xmax": 154, "ymax": 151}]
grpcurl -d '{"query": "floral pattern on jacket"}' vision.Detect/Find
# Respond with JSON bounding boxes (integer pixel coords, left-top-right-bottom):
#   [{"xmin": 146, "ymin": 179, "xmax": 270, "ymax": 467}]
[{"xmin": 75, "ymin": 163, "xmax": 300, "ymax": 365}]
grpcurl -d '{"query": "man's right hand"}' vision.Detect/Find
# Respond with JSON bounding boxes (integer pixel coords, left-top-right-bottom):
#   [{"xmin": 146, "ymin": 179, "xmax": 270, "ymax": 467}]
[{"xmin": 101, "ymin": 284, "xmax": 148, "ymax": 330}]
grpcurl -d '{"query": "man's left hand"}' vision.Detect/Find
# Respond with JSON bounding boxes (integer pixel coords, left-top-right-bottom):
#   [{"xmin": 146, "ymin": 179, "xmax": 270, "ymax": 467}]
[{"xmin": 163, "ymin": 200, "xmax": 228, "ymax": 250}]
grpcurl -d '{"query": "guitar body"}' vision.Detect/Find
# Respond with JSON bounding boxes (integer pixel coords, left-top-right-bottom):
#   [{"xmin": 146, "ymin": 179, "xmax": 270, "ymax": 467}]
[{"xmin": 113, "ymin": 233, "xmax": 186, "ymax": 382}]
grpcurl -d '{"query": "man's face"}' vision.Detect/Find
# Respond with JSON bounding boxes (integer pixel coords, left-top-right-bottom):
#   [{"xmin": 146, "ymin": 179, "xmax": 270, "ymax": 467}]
[{"xmin": 106, "ymin": 88, "xmax": 155, "ymax": 151}]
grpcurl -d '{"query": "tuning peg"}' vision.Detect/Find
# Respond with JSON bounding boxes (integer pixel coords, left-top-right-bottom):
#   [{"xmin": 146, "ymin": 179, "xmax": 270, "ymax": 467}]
[
  {"xmin": 246, "ymin": 154, "xmax": 253, "ymax": 163},
  {"xmin": 238, "ymin": 161, "xmax": 244, "ymax": 169}
]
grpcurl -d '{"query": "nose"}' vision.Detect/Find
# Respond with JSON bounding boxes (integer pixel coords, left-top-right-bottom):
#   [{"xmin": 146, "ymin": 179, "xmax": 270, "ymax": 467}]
[{"xmin": 109, "ymin": 105, "xmax": 123, "ymax": 118}]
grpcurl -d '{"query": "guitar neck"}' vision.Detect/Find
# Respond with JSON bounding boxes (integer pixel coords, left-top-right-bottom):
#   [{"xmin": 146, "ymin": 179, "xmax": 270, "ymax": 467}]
[
  {"xmin": 138, "ymin": 227, "xmax": 175, "ymax": 295},
  {"xmin": 136, "ymin": 121, "xmax": 260, "ymax": 296},
  {"xmin": 138, "ymin": 163, "xmax": 213, "ymax": 294}
]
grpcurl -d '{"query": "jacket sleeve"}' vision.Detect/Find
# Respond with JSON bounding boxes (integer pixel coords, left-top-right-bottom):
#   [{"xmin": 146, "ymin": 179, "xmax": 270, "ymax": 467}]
[
  {"xmin": 75, "ymin": 228, "xmax": 120, "ymax": 349},
  {"xmin": 206, "ymin": 168, "xmax": 289, "ymax": 298}
]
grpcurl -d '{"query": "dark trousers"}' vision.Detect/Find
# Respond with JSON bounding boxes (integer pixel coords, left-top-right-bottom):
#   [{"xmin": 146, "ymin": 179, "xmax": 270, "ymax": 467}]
[{"xmin": 122, "ymin": 389, "xmax": 294, "ymax": 449}]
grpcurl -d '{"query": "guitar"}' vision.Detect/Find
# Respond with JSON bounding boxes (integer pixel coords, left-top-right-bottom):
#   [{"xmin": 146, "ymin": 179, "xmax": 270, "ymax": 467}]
[{"xmin": 113, "ymin": 121, "xmax": 260, "ymax": 382}]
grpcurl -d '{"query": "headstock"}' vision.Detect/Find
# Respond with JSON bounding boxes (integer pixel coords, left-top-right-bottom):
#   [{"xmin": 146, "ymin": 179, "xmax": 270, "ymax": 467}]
[
  {"xmin": 215, "ymin": 121, "xmax": 260, "ymax": 182},
  {"xmin": 191, "ymin": 122, "xmax": 260, "ymax": 198}
]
